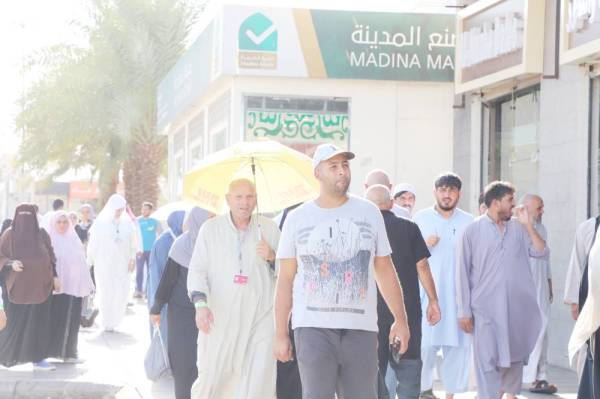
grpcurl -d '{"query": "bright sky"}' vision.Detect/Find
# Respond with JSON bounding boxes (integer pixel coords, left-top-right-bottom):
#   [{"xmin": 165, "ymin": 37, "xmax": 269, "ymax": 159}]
[
  {"xmin": 0, "ymin": 0, "xmax": 451, "ymax": 160},
  {"xmin": 0, "ymin": 1, "xmax": 92, "ymax": 158}
]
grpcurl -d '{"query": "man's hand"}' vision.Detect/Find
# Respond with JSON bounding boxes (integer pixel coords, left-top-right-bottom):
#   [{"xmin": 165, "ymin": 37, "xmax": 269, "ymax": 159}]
[
  {"xmin": 571, "ymin": 303, "xmax": 579, "ymax": 320},
  {"xmin": 515, "ymin": 206, "xmax": 532, "ymax": 226},
  {"xmin": 459, "ymin": 317, "xmax": 473, "ymax": 333},
  {"xmin": 425, "ymin": 235, "xmax": 440, "ymax": 248},
  {"xmin": 389, "ymin": 319, "xmax": 410, "ymax": 355},
  {"xmin": 11, "ymin": 260, "xmax": 23, "ymax": 272},
  {"xmin": 150, "ymin": 314, "xmax": 161, "ymax": 326},
  {"xmin": 426, "ymin": 300, "xmax": 441, "ymax": 326},
  {"xmin": 0, "ymin": 310, "xmax": 6, "ymax": 331},
  {"xmin": 195, "ymin": 307, "xmax": 214, "ymax": 334},
  {"xmin": 128, "ymin": 260, "xmax": 135, "ymax": 273},
  {"xmin": 256, "ymin": 240, "xmax": 275, "ymax": 262},
  {"xmin": 273, "ymin": 333, "xmax": 293, "ymax": 362}
]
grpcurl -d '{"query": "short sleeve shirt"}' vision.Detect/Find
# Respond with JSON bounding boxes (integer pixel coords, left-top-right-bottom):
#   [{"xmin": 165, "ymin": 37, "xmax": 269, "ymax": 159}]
[
  {"xmin": 138, "ymin": 217, "xmax": 159, "ymax": 251},
  {"xmin": 277, "ymin": 196, "xmax": 392, "ymax": 332},
  {"xmin": 377, "ymin": 211, "xmax": 430, "ymax": 327}
]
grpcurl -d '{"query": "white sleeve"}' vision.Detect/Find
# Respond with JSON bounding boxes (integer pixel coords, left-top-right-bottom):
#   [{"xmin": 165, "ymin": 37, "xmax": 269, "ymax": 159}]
[{"xmin": 187, "ymin": 223, "xmax": 211, "ymax": 297}]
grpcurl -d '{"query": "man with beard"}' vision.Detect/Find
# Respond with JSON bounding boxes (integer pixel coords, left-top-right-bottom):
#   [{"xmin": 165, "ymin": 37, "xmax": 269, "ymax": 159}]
[
  {"xmin": 520, "ymin": 195, "xmax": 557, "ymax": 393},
  {"xmin": 457, "ymin": 181, "xmax": 546, "ymax": 399},
  {"xmin": 274, "ymin": 144, "xmax": 410, "ymax": 399},
  {"xmin": 414, "ymin": 173, "xmax": 474, "ymax": 399}
]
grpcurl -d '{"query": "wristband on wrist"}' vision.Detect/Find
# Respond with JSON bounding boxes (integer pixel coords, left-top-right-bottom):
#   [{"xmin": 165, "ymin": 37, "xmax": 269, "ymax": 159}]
[{"xmin": 194, "ymin": 302, "xmax": 208, "ymax": 309}]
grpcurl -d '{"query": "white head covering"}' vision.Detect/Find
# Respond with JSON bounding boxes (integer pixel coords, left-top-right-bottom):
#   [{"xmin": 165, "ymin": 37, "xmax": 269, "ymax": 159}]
[
  {"xmin": 569, "ymin": 228, "xmax": 600, "ymax": 365},
  {"xmin": 48, "ymin": 211, "xmax": 94, "ymax": 297},
  {"xmin": 88, "ymin": 194, "xmax": 133, "ymax": 243},
  {"xmin": 95, "ymin": 194, "xmax": 127, "ymax": 223},
  {"xmin": 393, "ymin": 183, "xmax": 416, "ymax": 198}
]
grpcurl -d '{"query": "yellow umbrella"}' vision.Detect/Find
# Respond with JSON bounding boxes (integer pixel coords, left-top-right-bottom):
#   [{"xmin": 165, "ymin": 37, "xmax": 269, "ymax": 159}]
[{"xmin": 183, "ymin": 140, "xmax": 319, "ymax": 214}]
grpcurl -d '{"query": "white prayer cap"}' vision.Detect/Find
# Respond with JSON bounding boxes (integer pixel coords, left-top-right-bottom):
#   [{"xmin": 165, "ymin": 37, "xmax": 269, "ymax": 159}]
[
  {"xmin": 393, "ymin": 183, "xmax": 416, "ymax": 198},
  {"xmin": 312, "ymin": 143, "xmax": 355, "ymax": 171}
]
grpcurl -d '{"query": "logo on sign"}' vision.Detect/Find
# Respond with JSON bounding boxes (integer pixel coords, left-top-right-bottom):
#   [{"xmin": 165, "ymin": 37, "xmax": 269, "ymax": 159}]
[{"xmin": 238, "ymin": 12, "xmax": 278, "ymax": 69}]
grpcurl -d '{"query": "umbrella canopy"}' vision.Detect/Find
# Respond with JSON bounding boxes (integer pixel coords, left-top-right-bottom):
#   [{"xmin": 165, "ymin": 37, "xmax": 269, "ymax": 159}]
[
  {"xmin": 150, "ymin": 201, "xmax": 196, "ymax": 220},
  {"xmin": 183, "ymin": 140, "xmax": 318, "ymax": 214}
]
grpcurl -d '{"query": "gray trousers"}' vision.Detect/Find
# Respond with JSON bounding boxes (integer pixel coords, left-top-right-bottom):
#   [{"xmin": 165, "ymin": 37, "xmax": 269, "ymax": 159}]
[{"xmin": 294, "ymin": 327, "xmax": 378, "ymax": 399}]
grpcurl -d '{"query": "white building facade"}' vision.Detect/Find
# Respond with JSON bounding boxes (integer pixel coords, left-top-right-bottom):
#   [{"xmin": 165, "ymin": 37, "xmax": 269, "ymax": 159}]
[
  {"xmin": 158, "ymin": 5, "xmax": 457, "ymax": 210},
  {"xmin": 453, "ymin": 0, "xmax": 600, "ymax": 368}
]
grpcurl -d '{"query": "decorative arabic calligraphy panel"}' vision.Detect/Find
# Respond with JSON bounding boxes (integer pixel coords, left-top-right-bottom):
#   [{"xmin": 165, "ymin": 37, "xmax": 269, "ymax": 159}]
[{"xmin": 245, "ymin": 110, "xmax": 349, "ymax": 149}]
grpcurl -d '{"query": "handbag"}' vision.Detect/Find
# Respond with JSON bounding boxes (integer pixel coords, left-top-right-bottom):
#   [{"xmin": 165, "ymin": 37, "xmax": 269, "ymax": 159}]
[{"xmin": 144, "ymin": 325, "xmax": 171, "ymax": 381}]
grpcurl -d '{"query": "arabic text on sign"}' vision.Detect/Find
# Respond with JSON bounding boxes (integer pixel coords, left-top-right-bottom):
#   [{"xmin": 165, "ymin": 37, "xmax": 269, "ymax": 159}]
[{"xmin": 350, "ymin": 25, "xmax": 455, "ymax": 51}]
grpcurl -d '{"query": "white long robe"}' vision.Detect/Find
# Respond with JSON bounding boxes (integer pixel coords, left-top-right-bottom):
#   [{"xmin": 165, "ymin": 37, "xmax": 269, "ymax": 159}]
[
  {"xmin": 87, "ymin": 217, "xmax": 137, "ymax": 329},
  {"xmin": 523, "ymin": 222, "xmax": 551, "ymax": 383},
  {"xmin": 187, "ymin": 214, "xmax": 280, "ymax": 399}
]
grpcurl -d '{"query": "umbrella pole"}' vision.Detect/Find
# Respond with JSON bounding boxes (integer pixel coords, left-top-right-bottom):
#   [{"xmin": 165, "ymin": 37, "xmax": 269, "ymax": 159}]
[{"xmin": 251, "ymin": 157, "xmax": 262, "ymax": 240}]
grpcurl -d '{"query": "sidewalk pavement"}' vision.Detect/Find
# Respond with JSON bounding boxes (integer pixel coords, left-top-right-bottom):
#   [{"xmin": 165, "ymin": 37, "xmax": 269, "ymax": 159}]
[{"xmin": 0, "ymin": 299, "xmax": 582, "ymax": 399}]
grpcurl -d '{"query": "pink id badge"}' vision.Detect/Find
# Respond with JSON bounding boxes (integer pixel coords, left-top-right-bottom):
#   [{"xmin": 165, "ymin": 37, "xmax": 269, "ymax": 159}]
[{"xmin": 233, "ymin": 274, "xmax": 249, "ymax": 285}]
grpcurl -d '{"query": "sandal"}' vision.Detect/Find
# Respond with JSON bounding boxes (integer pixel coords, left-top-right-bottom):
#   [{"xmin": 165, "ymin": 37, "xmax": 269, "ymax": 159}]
[{"xmin": 529, "ymin": 380, "xmax": 558, "ymax": 394}]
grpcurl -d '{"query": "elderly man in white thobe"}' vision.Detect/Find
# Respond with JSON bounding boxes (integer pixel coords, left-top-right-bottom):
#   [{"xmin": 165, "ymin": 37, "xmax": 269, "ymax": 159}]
[{"xmin": 187, "ymin": 179, "xmax": 280, "ymax": 399}]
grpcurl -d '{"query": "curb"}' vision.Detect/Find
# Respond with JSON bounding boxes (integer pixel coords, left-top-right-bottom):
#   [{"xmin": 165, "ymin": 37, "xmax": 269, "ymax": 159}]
[{"xmin": 0, "ymin": 380, "xmax": 122, "ymax": 399}]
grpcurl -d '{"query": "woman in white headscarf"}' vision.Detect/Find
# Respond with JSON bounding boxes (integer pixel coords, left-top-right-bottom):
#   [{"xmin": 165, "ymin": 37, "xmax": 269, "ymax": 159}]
[
  {"xmin": 569, "ymin": 227, "xmax": 600, "ymax": 399},
  {"xmin": 47, "ymin": 211, "xmax": 94, "ymax": 361},
  {"xmin": 87, "ymin": 194, "xmax": 137, "ymax": 332}
]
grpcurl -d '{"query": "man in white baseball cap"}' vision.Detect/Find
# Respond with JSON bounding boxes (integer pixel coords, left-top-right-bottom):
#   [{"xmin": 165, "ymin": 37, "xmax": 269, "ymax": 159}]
[
  {"xmin": 311, "ymin": 143, "xmax": 355, "ymax": 171},
  {"xmin": 394, "ymin": 183, "xmax": 417, "ymax": 217},
  {"xmin": 274, "ymin": 143, "xmax": 410, "ymax": 399}
]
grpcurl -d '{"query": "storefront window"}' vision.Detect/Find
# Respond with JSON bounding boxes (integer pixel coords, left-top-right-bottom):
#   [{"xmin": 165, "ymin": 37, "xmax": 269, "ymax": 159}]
[
  {"xmin": 211, "ymin": 129, "xmax": 227, "ymax": 152},
  {"xmin": 486, "ymin": 85, "xmax": 540, "ymax": 195}
]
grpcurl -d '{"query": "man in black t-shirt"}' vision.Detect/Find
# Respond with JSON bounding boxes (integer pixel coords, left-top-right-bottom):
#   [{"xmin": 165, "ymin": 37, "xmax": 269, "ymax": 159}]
[{"xmin": 366, "ymin": 185, "xmax": 441, "ymax": 399}]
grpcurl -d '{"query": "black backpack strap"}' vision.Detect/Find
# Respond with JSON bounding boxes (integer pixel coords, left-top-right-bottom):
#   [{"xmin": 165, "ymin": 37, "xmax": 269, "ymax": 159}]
[
  {"xmin": 278, "ymin": 203, "xmax": 302, "ymax": 231},
  {"xmin": 279, "ymin": 208, "xmax": 290, "ymax": 231}
]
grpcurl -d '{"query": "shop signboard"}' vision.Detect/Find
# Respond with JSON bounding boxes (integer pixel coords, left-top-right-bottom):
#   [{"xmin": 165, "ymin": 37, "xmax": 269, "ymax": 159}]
[
  {"xmin": 455, "ymin": 0, "xmax": 545, "ymax": 93},
  {"xmin": 157, "ymin": 6, "xmax": 457, "ymax": 133}
]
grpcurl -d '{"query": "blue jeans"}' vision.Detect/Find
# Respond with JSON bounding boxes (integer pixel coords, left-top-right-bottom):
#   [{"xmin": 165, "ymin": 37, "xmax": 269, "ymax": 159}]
[
  {"xmin": 389, "ymin": 358, "xmax": 422, "ymax": 399},
  {"xmin": 135, "ymin": 251, "xmax": 150, "ymax": 292}
]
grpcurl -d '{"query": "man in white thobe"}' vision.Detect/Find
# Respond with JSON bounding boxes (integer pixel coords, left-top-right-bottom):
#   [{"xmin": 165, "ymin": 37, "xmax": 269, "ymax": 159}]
[
  {"xmin": 520, "ymin": 195, "xmax": 556, "ymax": 392},
  {"xmin": 187, "ymin": 179, "xmax": 280, "ymax": 399}
]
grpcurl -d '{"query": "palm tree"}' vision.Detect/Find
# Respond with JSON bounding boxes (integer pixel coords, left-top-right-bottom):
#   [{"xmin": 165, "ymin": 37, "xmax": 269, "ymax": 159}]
[{"xmin": 17, "ymin": 0, "xmax": 198, "ymax": 211}]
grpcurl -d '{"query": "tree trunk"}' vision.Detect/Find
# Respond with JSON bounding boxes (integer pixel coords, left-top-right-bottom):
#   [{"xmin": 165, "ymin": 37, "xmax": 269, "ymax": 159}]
[{"xmin": 123, "ymin": 133, "xmax": 166, "ymax": 215}]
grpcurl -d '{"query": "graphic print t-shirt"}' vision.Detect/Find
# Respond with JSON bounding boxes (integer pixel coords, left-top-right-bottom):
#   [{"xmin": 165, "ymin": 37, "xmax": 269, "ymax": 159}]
[{"xmin": 277, "ymin": 196, "xmax": 392, "ymax": 332}]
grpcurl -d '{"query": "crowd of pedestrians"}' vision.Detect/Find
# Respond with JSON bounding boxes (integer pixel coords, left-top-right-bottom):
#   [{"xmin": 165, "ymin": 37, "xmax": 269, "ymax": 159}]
[{"xmin": 0, "ymin": 144, "xmax": 598, "ymax": 399}]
